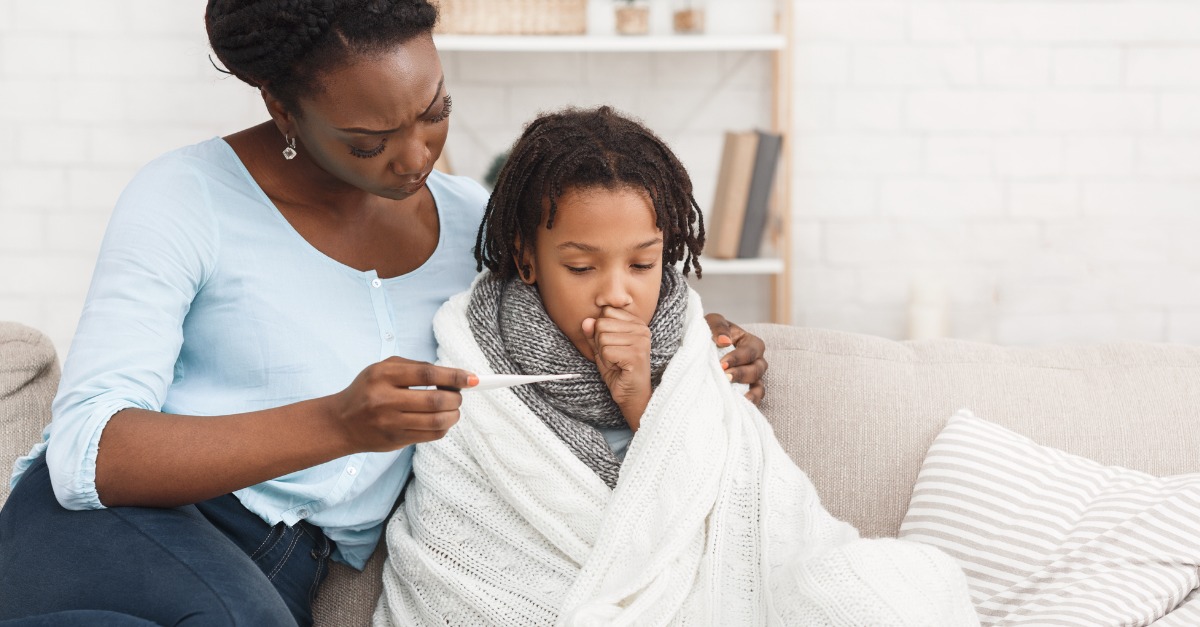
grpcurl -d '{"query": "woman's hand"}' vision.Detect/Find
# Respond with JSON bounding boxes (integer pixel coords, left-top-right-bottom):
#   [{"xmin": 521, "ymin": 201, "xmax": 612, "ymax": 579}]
[
  {"xmin": 325, "ymin": 357, "xmax": 478, "ymax": 452},
  {"xmin": 95, "ymin": 358, "xmax": 477, "ymax": 508},
  {"xmin": 583, "ymin": 306, "xmax": 652, "ymax": 430},
  {"xmin": 705, "ymin": 313, "xmax": 768, "ymax": 404}
]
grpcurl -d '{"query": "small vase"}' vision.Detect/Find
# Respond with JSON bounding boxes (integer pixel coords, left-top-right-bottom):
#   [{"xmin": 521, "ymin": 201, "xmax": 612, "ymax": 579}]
[
  {"xmin": 672, "ymin": 8, "xmax": 704, "ymax": 34},
  {"xmin": 615, "ymin": 5, "xmax": 650, "ymax": 36}
]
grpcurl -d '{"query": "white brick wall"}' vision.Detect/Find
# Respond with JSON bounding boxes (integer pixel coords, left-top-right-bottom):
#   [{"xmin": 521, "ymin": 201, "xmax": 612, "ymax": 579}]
[
  {"xmin": 791, "ymin": 0, "xmax": 1200, "ymax": 345},
  {"xmin": 0, "ymin": 2, "xmax": 264, "ymax": 355},
  {"xmin": 2, "ymin": 0, "xmax": 1199, "ymax": 358}
]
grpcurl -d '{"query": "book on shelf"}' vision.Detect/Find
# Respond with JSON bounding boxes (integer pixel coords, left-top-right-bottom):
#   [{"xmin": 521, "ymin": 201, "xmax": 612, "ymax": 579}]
[
  {"xmin": 706, "ymin": 129, "xmax": 783, "ymax": 260},
  {"xmin": 736, "ymin": 129, "xmax": 783, "ymax": 259},
  {"xmin": 707, "ymin": 131, "xmax": 758, "ymax": 259}
]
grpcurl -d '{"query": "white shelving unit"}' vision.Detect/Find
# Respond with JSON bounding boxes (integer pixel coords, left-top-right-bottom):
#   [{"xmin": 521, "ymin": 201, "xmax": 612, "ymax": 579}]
[
  {"xmin": 434, "ymin": 8, "xmax": 793, "ymax": 322},
  {"xmin": 697, "ymin": 257, "xmax": 785, "ymax": 275},
  {"xmin": 434, "ymin": 34, "xmax": 785, "ymax": 52}
]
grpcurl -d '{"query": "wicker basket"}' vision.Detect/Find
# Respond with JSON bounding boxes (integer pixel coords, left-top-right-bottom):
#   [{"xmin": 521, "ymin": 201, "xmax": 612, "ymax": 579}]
[{"xmin": 434, "ymin": 0, "xmax": 587, "ymax": 35}]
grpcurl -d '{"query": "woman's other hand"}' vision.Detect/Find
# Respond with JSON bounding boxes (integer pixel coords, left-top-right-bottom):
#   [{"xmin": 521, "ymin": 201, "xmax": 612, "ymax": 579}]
[
  {"xmin": 705, "ymin": 313, "xmax": 768, "ymax": 404},
  {"xmin": 583, "ymin": 306, "xmax": 652, "ymax": 430},
  {"xmin": 326, "ymin": 357, "xmax": 478, "ymax": 452}
]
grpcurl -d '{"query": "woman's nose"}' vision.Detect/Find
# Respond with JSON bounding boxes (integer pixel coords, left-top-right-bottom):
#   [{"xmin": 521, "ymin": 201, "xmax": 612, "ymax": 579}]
[{"xmin": 389, "ymin": 131, "xmax": 430, "ymax": 178}]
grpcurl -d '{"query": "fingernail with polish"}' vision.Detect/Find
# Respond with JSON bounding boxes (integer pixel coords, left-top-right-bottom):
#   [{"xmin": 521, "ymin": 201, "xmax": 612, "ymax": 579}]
[
  {"xmin": 467, "ymin": 374, "xmax": 479, "ymax": 387},
  {"xmin": 718, "ymin": 335, "xmax": 732, "ymax": 346},
  {"xmin": 721, "ymin": 361, "xmax": 729, "ymax": 370},
  {"xmin": 726, "ymin": 372, "xmax": 734, "ymax": 382}
]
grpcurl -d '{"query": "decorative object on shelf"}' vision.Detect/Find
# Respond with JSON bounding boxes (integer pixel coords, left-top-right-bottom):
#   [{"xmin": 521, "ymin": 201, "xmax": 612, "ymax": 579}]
[
  {"xmin": 614, "ymin": 0, "xmax": 650, "ymax": 36},
  {"xmin": 672, "ymin": 0, "xmax": 705, "ymax": 34},
  {"xmin": 907, "ymin": 277, "xmax": 949, "ymax": 340},
  {"xmin": 433, "ymin": 0, "xmax": 586, "ymax": 35},
  {"xmin": 483, "ymin": 151, "xmax": 509, "ymax": 190}
]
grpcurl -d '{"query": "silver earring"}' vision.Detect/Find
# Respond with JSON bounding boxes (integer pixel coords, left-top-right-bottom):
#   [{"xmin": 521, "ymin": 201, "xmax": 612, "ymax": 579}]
[{"xmin": 282, "ymin": 136, "xmax": 297, "ymax": 160}]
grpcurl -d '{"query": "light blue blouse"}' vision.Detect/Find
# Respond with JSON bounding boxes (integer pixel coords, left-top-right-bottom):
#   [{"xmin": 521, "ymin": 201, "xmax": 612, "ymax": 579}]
[{"xmin": 9, "ymin": 138, "xmax": 488, "ymax": 569}]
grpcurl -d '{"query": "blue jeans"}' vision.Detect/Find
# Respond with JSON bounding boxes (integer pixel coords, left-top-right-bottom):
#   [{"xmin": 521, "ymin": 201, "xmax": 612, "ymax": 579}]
[{"xmin": 0, "ymin": 455, "xmax": 332, "ymax": 627}]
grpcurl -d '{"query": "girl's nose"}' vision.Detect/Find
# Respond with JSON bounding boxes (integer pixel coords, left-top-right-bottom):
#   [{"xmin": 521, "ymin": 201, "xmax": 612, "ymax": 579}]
[{"xmin": 596, "ymin": 272, "xmax": 634, "ymax": 309}]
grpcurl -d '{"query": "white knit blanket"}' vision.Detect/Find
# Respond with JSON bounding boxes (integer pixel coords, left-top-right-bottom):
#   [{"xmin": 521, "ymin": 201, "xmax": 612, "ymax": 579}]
[{"xmin": 374, "ymin": 286, "xmax": 979, "ymax": 626}]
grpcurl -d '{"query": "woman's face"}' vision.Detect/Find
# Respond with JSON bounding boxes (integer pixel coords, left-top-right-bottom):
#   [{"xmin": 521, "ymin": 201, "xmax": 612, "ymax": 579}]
[
  {"xmin": 288, "ymin": 34, "xmax": 449, "ymax": 201},
  {"xmin": 522, "ymin": 186, "xmax": 665, "ymax": 361}
]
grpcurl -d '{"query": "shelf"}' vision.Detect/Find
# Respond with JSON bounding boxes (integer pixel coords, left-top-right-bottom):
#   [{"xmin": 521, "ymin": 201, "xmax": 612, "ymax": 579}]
[
  {"xmin": 433, "ymin": 34, "xmax": 786, "ymax": 52},
  {"xmin": 434, "ymin": 8, "xmax": 794, "ymax": 321},
  {"xmin": 687, "ymin": 257, "xmax": 785, "ymax": 276}
]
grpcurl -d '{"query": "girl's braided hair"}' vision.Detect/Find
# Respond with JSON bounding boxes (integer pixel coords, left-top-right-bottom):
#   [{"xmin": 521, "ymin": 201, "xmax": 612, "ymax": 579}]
[
  {"xmin": 475, "ymin": 106, "xmax": 705, "ymax": 281},
  {"xmin": 205, "ymin": 0, "xmax": 437, "ymax": 114}
]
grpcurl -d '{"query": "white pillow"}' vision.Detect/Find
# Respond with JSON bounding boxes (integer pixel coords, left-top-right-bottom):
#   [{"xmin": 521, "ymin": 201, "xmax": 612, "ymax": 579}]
[{"xmin": 899, "ymin": 409, "xmax": 1200, "ymax": 626}]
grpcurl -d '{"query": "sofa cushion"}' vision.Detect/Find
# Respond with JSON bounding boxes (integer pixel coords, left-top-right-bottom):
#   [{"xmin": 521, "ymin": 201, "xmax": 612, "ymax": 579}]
[
  {"xmin": 899, "ymin": 409, "xmax": 1200, "ymax": 625},
  {"xmin": 0, "ymin": 322, "xmax": 59, "ymax": 508},
  {"xmin": 312, "ymin": 541, "xmax": 386, "ymax": 627},
  {"xmin": 743, "ymin": 323, "xmax": 1200, "ymax": 540}
]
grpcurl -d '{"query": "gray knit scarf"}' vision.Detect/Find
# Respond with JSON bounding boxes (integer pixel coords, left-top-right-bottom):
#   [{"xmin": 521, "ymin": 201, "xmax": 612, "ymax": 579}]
[{"xmin": 466, "ymin": 269, "xmax": 688, "ymax": 489}]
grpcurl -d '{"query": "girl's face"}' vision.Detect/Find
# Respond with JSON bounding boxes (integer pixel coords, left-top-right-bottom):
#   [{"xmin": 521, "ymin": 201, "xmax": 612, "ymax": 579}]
[
  {"xmin": 521, "ymin": 185, "xmax": 665, "ymax": 361},
  {"xmin": 287, "ymin": 34, "xmax": 450, "ymax": 201}
]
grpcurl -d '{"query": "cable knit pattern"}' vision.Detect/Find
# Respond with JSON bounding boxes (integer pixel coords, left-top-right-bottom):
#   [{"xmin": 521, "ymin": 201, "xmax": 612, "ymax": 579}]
[{"xmin": 373, "ymin": 277, "xmax": 980, "ymax": 626}]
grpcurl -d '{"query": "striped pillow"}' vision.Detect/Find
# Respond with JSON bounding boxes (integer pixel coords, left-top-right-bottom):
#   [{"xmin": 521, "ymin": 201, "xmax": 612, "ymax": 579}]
[{"xmin": 899, "ymin": 409, "xmax": 1200, "ymax": 626}]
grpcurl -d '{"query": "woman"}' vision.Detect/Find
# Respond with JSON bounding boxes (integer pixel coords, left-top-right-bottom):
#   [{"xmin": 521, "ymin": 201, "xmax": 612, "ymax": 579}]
[{"xmin": 0, "ymin": 2, "xmax": 767, "ymax": 626}]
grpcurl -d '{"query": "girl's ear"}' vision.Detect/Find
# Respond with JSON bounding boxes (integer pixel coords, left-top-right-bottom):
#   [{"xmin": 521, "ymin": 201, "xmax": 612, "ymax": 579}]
[{"xmin": 513, "ymin": 239, "xmax": 537, "ymax": 285}]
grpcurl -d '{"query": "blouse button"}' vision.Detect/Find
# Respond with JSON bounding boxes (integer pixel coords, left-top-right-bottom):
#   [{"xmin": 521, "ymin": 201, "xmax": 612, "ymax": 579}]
[
  {"xmin": 371, "ymin": 278, "xmax": 382, "ymax": 288},
  {"xmin": 383, "ymin": 332, "xmax": 394, "ymax": 341}
]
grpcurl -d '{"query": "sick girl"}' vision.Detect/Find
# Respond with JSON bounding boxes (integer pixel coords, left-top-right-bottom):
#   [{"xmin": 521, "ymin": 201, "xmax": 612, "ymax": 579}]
[{"xmin": 374, "ymin": 106, "xmax": 977, "ymax": 626}]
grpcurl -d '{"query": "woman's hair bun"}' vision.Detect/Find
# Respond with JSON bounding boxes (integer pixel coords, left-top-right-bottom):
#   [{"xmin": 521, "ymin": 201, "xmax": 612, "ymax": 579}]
[
  {"xmin": 206, "ymin": 0, "xmax": 437, "ymax": 113},
  {"xmin": 205, "ymin": 0, "xmax": 333, "ymax": 89}
]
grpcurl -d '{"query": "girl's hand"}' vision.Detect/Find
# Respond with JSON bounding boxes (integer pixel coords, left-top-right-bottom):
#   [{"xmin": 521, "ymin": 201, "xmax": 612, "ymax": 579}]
[
  {"xmin": 583, "ymin": 306, "xmax": 652, "ymax": 430},
  {"xmin": 325, "ymin": 357, "xmax": 477, "ymax": 452},
  {"xmin": 705, "ymin": 313, "xmax": 768, "ymax": 404}
]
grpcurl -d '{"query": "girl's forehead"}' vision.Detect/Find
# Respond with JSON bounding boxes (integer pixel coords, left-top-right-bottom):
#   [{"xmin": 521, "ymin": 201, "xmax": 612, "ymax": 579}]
[
  {"xmin": 552, "ymin": 184, "xmax": 651, "ymax": 209},
  {"xmin": 540, "ymin": 186, "xmax": 662, "ymax": 244}
]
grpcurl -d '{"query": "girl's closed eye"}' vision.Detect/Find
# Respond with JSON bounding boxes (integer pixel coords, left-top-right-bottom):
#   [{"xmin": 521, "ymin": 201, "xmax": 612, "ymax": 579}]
[
  {"xmin": 349, "ymin": 138, "xmax": 387, "ymax": 159},
  {"xmin": 632, "ymin": 262, "xmax": 657, "ymax": 271},
  {"xmin": 566, "ymin": 265, "xmax": 592, "ymax": 274}
]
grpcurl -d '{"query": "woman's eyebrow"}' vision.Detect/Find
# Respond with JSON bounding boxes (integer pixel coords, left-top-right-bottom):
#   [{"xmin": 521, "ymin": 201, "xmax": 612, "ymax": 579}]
[{"xmin": 336, "ymin": 77, "xmax": 446, "ymax": 135}]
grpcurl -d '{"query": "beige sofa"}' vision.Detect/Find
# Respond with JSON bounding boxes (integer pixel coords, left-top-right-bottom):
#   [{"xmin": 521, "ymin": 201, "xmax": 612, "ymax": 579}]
[{"xmin": 4, "ymin": 320, "xmax": 1200, "ymax": 626}]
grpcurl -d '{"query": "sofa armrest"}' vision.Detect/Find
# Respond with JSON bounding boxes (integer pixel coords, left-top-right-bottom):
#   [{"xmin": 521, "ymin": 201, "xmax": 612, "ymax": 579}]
[{"xmin": 0, "ymin": 322, "xmax": 60, "ymax": 508}]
